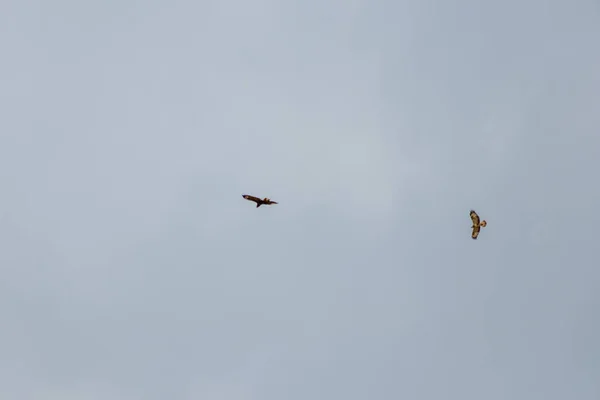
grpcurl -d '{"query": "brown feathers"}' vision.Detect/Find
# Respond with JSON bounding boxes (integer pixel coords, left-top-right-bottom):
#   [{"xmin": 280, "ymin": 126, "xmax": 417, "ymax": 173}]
[
  {"xmin": 242, "ymin": 195, "xmax": 489, "ymax": 242},
  {"xmin": 242, "ymin": 194, "xmax": 278, "ymax": 208},
  {"xmin": 469, "ymin": 210, "xmax": 487, "ymax": 239}
]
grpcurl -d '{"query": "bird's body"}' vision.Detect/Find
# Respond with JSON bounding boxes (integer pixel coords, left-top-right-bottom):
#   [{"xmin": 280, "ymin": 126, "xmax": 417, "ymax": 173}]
[
  {"xmin": 469, "ymin": 210, "xmax": 487, "ymax": 239},
  {"xmin": 242, "ymin": 194, "xmax": 278, "ymax": 208}
]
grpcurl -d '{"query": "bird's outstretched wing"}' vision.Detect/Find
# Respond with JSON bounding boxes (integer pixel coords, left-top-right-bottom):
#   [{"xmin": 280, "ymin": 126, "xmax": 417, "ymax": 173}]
[
  {"xmin": 471, "ymin": 224, "xmax": 481, "ymax": 239},
  {"xmin": 470, "ymin": 210, "xmax": 482, "ymax": 239},
  {"xmin": 242, "ymin": 194, "xmax": 262, "ymax": 204},
  {"xmin": 470, "ymin": 210, "xmax": 480, "ymax": 226}
]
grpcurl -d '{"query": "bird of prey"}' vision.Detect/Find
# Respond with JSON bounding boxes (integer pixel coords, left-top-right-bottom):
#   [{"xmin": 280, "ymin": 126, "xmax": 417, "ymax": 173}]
[
  {"xmin": 470, "ymin": 210, "xmax": 487, "ymax": 239},
  {"xmin": 242, "ymin": 194, "xmax": 278, "ymax": 208}
]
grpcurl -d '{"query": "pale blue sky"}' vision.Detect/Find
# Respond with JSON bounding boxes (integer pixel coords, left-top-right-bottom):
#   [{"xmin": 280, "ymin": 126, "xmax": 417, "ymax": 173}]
[{"xmin": 1, "ymin": 0, "xmax": 599, "ymax": 399}]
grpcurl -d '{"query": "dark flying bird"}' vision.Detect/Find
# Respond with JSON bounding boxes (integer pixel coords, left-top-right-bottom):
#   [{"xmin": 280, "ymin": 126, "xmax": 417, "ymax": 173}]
[
  {"xmin": 469, "ymin": 210, "xmax": 487, "ymax": 239},
  {"xmin": 242, "ymin": 194, "xmax": 278, "ymax": 208}
]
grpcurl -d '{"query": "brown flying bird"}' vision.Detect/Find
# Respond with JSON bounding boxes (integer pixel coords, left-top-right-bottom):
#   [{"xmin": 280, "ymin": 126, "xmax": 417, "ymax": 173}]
[
  {"xmin": 242, "ymin": 194, "xmax": 278, "ymax": 208},
  {"xmin": 469, "ymin": 210, "xmax": 487, "ymax": 239}
]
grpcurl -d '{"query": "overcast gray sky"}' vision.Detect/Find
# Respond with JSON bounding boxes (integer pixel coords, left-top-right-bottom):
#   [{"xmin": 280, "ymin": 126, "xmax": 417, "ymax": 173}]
[{"xmin": 1, "ymin": 0, "xmax": 599, "ymax": 399}]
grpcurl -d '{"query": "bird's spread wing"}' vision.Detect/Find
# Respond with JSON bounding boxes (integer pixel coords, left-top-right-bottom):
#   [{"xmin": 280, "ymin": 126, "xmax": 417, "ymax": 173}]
[
  {"xmin": 470, "ymin": 210, "xmax": 480, "ymax": 226},
  {"xmin": 470, "ymin": 210, "xmax": 481, "ymax": 239},
  {"xmin": 243, "ymin": 195, "xmax": 261, "ymax": 203}
]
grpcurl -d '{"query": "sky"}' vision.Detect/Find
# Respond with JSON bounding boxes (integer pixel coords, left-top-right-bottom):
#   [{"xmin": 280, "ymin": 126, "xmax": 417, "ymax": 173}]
[{"xmin": 1, "ymin": 0, "xmax": 599, "ymax": 399}]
